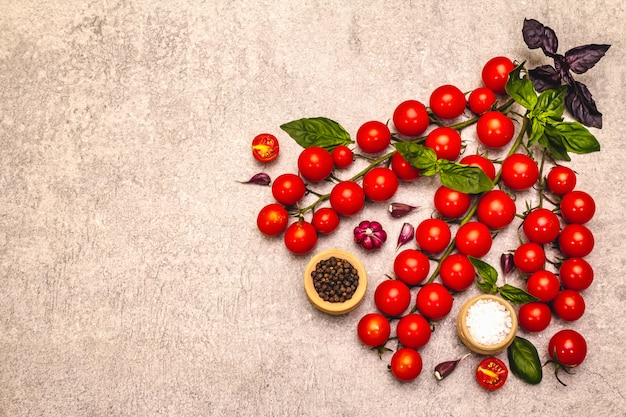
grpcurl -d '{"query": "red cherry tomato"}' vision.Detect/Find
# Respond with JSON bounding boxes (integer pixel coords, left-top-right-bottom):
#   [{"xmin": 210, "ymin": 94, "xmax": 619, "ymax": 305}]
[
  {"xmin": 518, "ymin": 302, "xmax": 552, "ymax": 332},
  {"xmin": 374, "ymin": 279, "xmax": 411, "ymax": 317},
  {"xmin": 454, "ymin": 221, "xmax": 492, "ymax": 258},
  {"xmin": 552, "ymin": 290, "xmax": 586, "ymax": 321},
  {"xmin": 546, "ymin": 165, "xmax": 577, "ymax": 195},
  {"xmin": 439, "ymin": 253, "xmax": 475, "ymax": 292},
  {"xmin": 482, "ymin": 56, "xmax": 515, "ymax": 94},
  {"xmin": 272, "ymin": 173, "xmax": 306, "ymax": 206},
  {"xmin": 415, "ymin": 283, "xmax": 453, "ymax": 321},
  {"xmin": 297, "ymin": 146, "xmax": 333, "ymax": 182},
  {"xmin": 476, "ymin": 189, "xmax": 517, "ymax": 229},
  {"xmin": 393, "ymin": 100, "xmax": 430, "ymax": 137},
  {"xmin": 558, "ymin": 224, "xmax": 594, "ymax": 257},
  {"xmin": 476, "ymin": 357, "xmax": 508, "ymax": 390},
  {"xmin": 523, "ymin": 208, "xmax": 561, "ymax": 244},
  {"xmin": 283, "ymin": 221, "xmax": 318, "ymax": 255},
  {"xmin": 362, "ymin": 167, "xmax": 399, "ymax": 202},
  {"xmin": 391, "ymin": 151, "xmax": 420, "ymax": 181},
  {"xmin": 501, "ymin": 153, "xmax": 539, "ymax": 191},
  {"xmin": 311, "ymin": 207, "xmax": 340, "ymax": 235},
  {"xmin": 357, "ymin": 313, "xmax": 391, "ymax": 348},
  {"xmin": 331, "ymin": 145, "xmax": 354, "ymax": 169},
  {"xmin": 393, "ymin": 249, "xmax": 431, "ymax": 286},
  {"xmin": 429, "ymin": 84, "xmax": 466, "ymax": 119},
  {"xmin": 256, "ymin": 203, "xmax": 289, "ymax": 236},
  {"xmin": 559, "ymin": 257, "xmax": 594, "ymax": 291},
  {"xmin": 468, "ymin": 87, "xmax": 496, "ymax": 114},
  {"xmin": 526, "ymin": 270, "xmax": 560, "ymax": 302},
  {"xmin": 357, "ymin": 120, "xmax": 391, "ymax": 153},
  {"xmin": 425, "ymin": 127, "xmax": 462, "ymax": 161},
  {"xmin": 434, "ymin": 185, "xmax": 471, "ymax": 219},
  {"xmin": 513, "ymin": 242, "xmax": 546, "ymax": 274},
  {"xmin": 548, "ymin": 329, "xmax": 587, "ymax": 367},
  {"xmin": 396, "ymin": 314, "xmax": 432, "ymax": 349},
  {"xmin": 560, "ymin": 191, "xmax": 596, "ymax": 224},
  {"xmin": 416, "ymin": 218, "xmax": 451, "ymax": 254},
  {"xmin": 251, "ymin": 133, "xmax": 280, "ymax": 162},
  {"xmin": 329, "ymin": 181, "xmax": 365, "ymax": 216},
  {"xmin": 476, "ymin": 111, "xmax": 515, "ymax": 149},
  {"xmin": 390, "ymin": 348, "xmax": 423, "ymax": 382},
  {"xmin": 459, "ymin": 154, "xmax": 496, "ymax": 181}
]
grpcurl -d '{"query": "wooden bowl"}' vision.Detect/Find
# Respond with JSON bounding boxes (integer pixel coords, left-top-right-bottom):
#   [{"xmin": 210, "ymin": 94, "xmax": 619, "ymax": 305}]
[
  {"xmin": 304, "ymin": 248, "xmax": 368, "ymax": 315},
  {"xmin": 456, "ymin": 294, "xmax": 518, "ymax": 355}
]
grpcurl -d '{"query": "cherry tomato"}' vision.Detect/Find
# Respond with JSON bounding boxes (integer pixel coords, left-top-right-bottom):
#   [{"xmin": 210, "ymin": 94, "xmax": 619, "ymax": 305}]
[
  {"xmin": 476, "ymin": 189, "xmax": 517, "ymax": 229},
  {"xmin": 454, "ymin": 221, "xmax": 492, "ymax": 258},
  {"xmin": 546, "ymin": 165, "xmax": 577, "ymax": 195},
  {"xmin": 329, "ymin": 181, "xmax": 365, "ymax": 216},
  {"xmin": 552, "ymin": 290, "xmax": 586, "ymax": 321},
  {"xmin": 416, "ymin": 283, "xmax": 453, "ymax": 321},
  {"xmin": 251, "ymin": 133, "xmax": 279, "ymax": 163},
  {"xmin": 393, "ymin": 100, "xmax": 429, "ymax": 137},
  {"xmin": 518, "ymin": 302, "xmax": 552, "ymax": 332},
  {"xmin": 439, "ymin": 253, "xmax": 475, "ymax": 292},
  {"xmin": 272, "ymin": 173, "xmax": 306, "ymax": 206},
  {"xmin": 390, "ymin": 348, "xmax": 423, "ymax": 382},
  {"xmin": 482, "ymin": 56, "xmax": 515, "ymax": 94},
  {"xmin": 257, "ymin": 203, "xmax": 289, "ymax": 236},
  {"xmin": 526, "ymin": 270, "xmax": 560, "ymax": 302},
  {"xmin": 434, "ymin": 186, "xmax": 471, "ymax": 219},
  {"xmin": 476, "ymin": 111, "xmax": 515, "ymax": 149},
  {"xmin": 459, "ymin": 154, "xmax": 496, "ymax": 181},
  {"xmin": 558, "ymin": 224, "xmax": 594, "ymax": 257},
  {"xmin": 391, "ymin": 151, "xmax": 420, "ymax": 181},
  {"xmin": 548, "ymin": 329, "xmax": 587, "ymax": 367},
  {"xmin": 429, "ymin": 84, "xmax": 466, "ymax": 119},
  {"xmin": 393, "ymin": 249, "xmax": 430, "ymax": 286},
  {"xmin": 416, "ymin": 218, "xmax": 451, "ymax": 254},
  {"xmin": 374, "ymin": 279, "xmax": 411, "ymax": 317},
  {"xmin": 396, "ymin": 314, "xmax": 432, "ymax": 349},
  {"xmin": 297, "ymin": 146, "xmax": 333, "ymax": 182},
  {"xmin": 468, "ymin": 87, "xmax": 496, "ymax": 114},
  {"xmin": 501, "ymin": 153, "xmax": 539, "ymax": 191},
  {"xmin": 425, "ymin": 127, "xmax": 462, "ymax": 161},
  {"xmin": 362, "ymin": 167, "xmax": 399, "ymax": 202},
  {"xmin": 476, "ymin": 357, "xmax": 508, "ymax": 390},
  {"xmin": 356, "ymin": 120, "xmax": 391, "ymax": 154},
  {"xmin": 331, "ymin": 145, "xmax": 354, "ymax": 169},
  {"xmin": 513, "ymin": 242, "xmax": 546, "ymax": 274},
  {"xmin": 559, "ymin": 257, "xmax": 594, "ymax": 291},
  {"xmin": 283, "ymin": 220, "xmax": 318, "ymax": 255},
  {"xmin": 357, "ymin": 313, "xmax": 391, "ymax": 348},
  {"xmin": 560, "ymin": 191, "xmax": 596, "ymax": 224},
  {"xmin": 311, "ymin": 207, "xmax": 340, "ymax": 235},
  {"xmin": 523, "ymin": 207, "xmax": 561, "ymax": 244}
]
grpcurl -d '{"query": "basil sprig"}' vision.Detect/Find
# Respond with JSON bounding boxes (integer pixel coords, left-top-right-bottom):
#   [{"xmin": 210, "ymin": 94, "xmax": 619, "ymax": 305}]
[
  {"xmin": 280, "ymin": 117, "xmax": 353, "ymax": 150},
  {"xmin": 469, "ymin": 257, "xmax": 539, "ymax": 305},
  {"xmin": 506, "ymin": 63, "xmax": 600, "ymax": 161},
  {"xmin": 393, "ymin": 142, "xmax": 494, "ymax": 194},
  {"xmin": 507, "ymin": 336, "xmax": 543, "ymax": 384}
]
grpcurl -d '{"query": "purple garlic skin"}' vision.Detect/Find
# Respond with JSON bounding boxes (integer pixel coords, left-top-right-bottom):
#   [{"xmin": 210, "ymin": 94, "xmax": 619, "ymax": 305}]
[
  {"xmin": 396, "ymin": 222, "xmax": 415, "ymax": 251},
  {"xmin": 388, "ymin": 202, "xmax": 418, "ymax": 218},
  {"xmin": 354, "ymin": 220, "xmax": 387, "ymax": 250}
]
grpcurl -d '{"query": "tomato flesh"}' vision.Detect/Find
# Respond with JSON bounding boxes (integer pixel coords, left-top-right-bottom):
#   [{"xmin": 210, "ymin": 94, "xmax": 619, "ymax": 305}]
[
  {"xmin": 476, "ymin": 357, "xmax": 508, "ymax": 390},
  {"xmin": 252, "ymin": 133, "xmax": 279, "ymax": 162}
]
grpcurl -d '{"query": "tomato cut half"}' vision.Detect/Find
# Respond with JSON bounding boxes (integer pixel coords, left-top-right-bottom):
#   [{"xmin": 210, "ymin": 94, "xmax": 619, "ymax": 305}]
[
  {"xmin": 476, "ymin": 357, "xmax": 508, "ymax": 390},
  {"xmin": 252, "ymin": 133, "xmax": 280, "ymax": 162}
]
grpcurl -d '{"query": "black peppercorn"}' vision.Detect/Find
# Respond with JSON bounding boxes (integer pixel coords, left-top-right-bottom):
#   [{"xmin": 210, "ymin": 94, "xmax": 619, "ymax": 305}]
[{"xmin": 311, "ymin": 257, "xmax": 359, "ymax": 303}]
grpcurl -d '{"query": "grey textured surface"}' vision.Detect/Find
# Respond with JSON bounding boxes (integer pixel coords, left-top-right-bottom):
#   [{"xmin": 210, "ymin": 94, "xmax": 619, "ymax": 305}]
[{"xmin": 1, "ymin": 1, "xmax": 625, "ymax": 416}]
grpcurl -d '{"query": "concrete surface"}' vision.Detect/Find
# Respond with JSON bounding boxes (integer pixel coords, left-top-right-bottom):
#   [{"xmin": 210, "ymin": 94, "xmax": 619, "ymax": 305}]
[{"xmin": 1, "ymin": 1, "xmax": 625, "ymax": 416}]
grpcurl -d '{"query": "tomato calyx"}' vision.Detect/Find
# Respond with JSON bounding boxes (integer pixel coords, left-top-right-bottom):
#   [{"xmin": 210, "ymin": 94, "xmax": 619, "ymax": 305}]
[{"xmin": 544, "ymin": 349, "xmax": 578, "ymax": 387}]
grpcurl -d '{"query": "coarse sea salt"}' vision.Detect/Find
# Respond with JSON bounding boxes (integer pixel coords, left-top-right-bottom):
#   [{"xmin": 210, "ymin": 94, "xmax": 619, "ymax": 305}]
[{"xmin": 465, "ymin": 299, "xmax": 512, "ymax": 346}]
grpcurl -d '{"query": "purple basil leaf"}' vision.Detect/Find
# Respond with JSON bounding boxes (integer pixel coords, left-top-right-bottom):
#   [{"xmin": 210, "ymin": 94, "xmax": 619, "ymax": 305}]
[
  {"xmin": 564, "ymin": 44, "xmax": 611, "ymax": 74},
  {"xmin": 528, "ymin": 65, "xmax": 561, "ymax": 92},
  {"xmin": 565, "ymin": 82, "xmax": 603, "ymax": 128},
  {"xmin": 522, "ymin": 18, "xmax": 558, "ymax": 56}
]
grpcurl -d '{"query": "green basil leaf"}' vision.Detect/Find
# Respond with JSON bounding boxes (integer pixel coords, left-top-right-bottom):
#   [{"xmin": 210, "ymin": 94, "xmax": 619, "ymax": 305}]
[
  {"xmin": 531, "ymin": 86, "xmax": 567, "ymax": 122},
  {"xmin": 539, "ymin": 125, "xmax": 572, "ymax": 161},
  {"xmin": 554, "ymin": 121, "xmax": 601, "ymax": 154},
  {"xmin": 498, "ymin": 284, "xmax": 539, "ymax": 305},
  {"xmin": 507, "ymin": 336, "xmax": 543, "ymax": 384},
  {"xmin": 280, "ymin": 117, "xmax": 352, "ymax": 149},
  {"xmin": 392, "ymin": 142, "xmax": 438, "ymax": 170},
  {"xmin": 527, "ymin": 119, "xmax": 545, "ymax": 147},
  {"xmin": 469, "ymin": 256, "xmax": 498, "ymax": 293},
  {"xmin": 438, "ymin": 161, "xmax": 494, "ymax": 194},
  {"xmin": 505, "ymin": 62, "xmax": 537, "ymax": 111}
]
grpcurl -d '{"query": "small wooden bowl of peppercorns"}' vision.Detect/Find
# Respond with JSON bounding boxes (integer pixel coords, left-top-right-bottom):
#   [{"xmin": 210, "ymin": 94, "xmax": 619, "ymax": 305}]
[{"xmin": 304, "ymin": 248, "xmax": 368, "ymax": 315}]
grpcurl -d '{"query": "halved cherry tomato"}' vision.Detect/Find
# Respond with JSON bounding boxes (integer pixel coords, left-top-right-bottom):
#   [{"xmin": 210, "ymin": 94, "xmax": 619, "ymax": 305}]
[
  {"xmin": 251, "ymin": 133, "xmax": 279, "ymax": 162},
  {"xmin": 476, "ymin": 357, "xmax": 508, "ymax": 390}
]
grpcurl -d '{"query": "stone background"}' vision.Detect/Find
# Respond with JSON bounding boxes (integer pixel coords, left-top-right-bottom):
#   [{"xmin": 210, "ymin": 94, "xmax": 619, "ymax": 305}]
[{"xmin": 1, "ymin": 1, "xmax": 625, "ymax": 416}]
